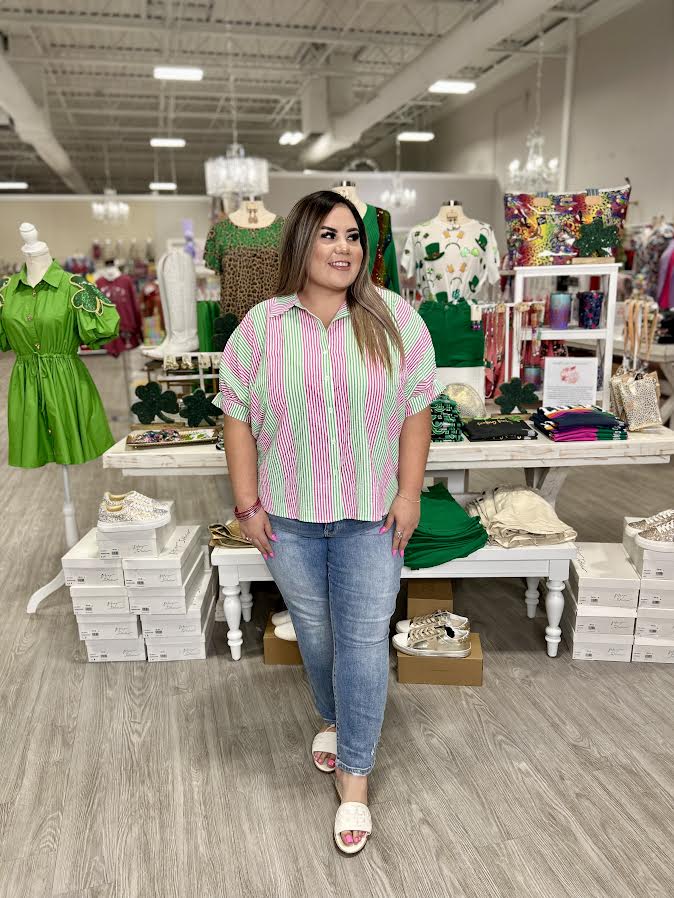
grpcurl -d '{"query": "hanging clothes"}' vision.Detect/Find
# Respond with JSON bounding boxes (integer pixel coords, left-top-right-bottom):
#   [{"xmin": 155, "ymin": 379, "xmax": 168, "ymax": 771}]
[
  {"xmin": 656, "ymin": 241, "xmax": 674, "ymax": 310},
  {"xmin": 362, "ymin": 205, "xmax": 400, "ymax": 293},
  {"xmin": 95, "ymin": 273, "xmax": 143, "ymax": 356},
  {"xmin": 0, "ymin": 261, "xmax": 120, "ymax": 468},
  {"xmin": 204, "ymin": 216, "xmax": 284, "ymax": 318},
  {"xmin": 636, "ymin": 223, "xmax": 674, "ymax": 298}
]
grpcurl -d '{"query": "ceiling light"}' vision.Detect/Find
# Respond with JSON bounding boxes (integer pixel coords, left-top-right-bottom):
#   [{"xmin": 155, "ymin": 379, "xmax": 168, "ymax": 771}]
[
  {"xmin": 428, "ymin": 79, "xmax": 476, "ymax": 95},
  {"xmin": 92, "ymin": 188, "xmax": 129, "ymax": 223},
  {"xmin": 279, "ymin": 131, "xmax": 304, "ymax": 146},
  {"xmin": 153, "ymin": 65, "xmax": 203, "ymax": 81},
  {"xmin": 150, "ymin": 137, "xmax": 186, "ymax": 148},
  {"xmin": 205, "ymin": 144, "xmax": 269, "ymax": 197},
  {"xmin": 149, "ymin": 181, "xmax": 177, "ymax": 191},
  {"xmin": 397, "ymin": 131, "xmax": 435, "ymax": 142},
  {"xmin": 0, "ymin": 181, "xmax": 28, "ymax": 189}
]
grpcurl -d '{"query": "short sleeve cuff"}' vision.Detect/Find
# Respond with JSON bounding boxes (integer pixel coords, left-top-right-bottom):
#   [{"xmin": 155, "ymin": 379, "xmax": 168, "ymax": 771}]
[
  {"xmin": 405, "ymin": 378, "xmax": 444, "ymax": 417},
  {"xmin": 214, "ymin": 394, "xmax": 250, "ymax": 423}
]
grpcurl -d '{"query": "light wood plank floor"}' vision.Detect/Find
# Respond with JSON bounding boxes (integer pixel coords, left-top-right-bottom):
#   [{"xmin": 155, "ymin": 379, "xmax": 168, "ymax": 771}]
[{"xmin": 0, "ymin": 350, "xmax": 673, "ymax": 898}]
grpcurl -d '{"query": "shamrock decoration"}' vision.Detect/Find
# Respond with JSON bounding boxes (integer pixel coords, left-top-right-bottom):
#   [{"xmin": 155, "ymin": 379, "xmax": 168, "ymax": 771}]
[
  {"xmin": 494, "ymin": 378, "xmax": 539, "ymax": 414},
  {"xmin": 424, "ymin": 242, "xmax": 445, "ymax": 262},
  {"xmin": 213, "ymin": 313, "xmax": 239, "ymax": 352},
  {"xmin": 69, "ymin": 274, "xmax": 115, "ymax": 315},
  {"xmin": 576, "ymin": 218, "xmax": 619, "ymax": 257},
  {"xmin": 179, "ymin": 389, "xmax": 223, "ymax": 427},
  {"xmin": 131, "ymin": 381, "xmax": 179, "ymax": 424}
]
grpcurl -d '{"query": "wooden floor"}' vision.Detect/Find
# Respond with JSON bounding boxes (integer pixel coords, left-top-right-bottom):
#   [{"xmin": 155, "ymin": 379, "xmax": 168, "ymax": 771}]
[{"xmin": 1, "ymin": 350, "xmax": 673, "ymax": 898}]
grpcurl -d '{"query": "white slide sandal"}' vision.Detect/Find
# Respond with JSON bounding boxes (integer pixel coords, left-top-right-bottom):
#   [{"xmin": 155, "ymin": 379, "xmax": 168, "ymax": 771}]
[
  {"xmin": 271, "ymin": 609, "xmax": 290, "ymax": 626},
  {"xmin": 312, "ymin": 729, "xmax": 337, "ymax": 772},
  {"xmin": 334, "ymin": 802, "xmax": 372, "ymax": 855}
]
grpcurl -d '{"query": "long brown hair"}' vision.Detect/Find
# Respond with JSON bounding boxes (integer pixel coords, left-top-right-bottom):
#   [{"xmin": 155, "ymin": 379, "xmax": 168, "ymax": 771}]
[{"xmin": 276, "ymin": 190, "xmax": 404, "ymax": 372}]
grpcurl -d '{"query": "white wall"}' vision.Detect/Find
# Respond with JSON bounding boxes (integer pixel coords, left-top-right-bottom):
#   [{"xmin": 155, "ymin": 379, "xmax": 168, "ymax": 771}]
[{"xmin": 403, "ymin": 0, "xmax": 674, "ymax": 224}]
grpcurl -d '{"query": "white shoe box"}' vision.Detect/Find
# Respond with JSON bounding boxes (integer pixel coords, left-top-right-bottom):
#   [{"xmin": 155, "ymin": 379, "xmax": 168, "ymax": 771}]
[
  {"xmin": 638, "ymin": 579, "xmax": 674, "ymax": 609},
  {"xmin": 563, "ymin": 626, "xmax": 634, "ymax": 662},
  {"xmin": 146, "ymin": 598, "xmax": 215, "ymax": 662},
  {"xmin": 635, "ymin": 607, "xmax": 674, "ymax": 639},
  {"xmin": 569, "ymin": 543, "xmax": 640, "ymax": 610},
  {"xmin": 122, "ymin": 525, "xmax": 202, "ymax": 588},
  {"xmin": 141, "ymin": 568, "xmax": 216, "ymax": 638},
  {"xmin": 70, "ymin": 583, "xmax": 130, "ymax": 615},
  {"xmin": 63, "ymin": 529, "xmax": 124, "ymax": 587},
  {"xmin": 623, "ymin": 517, "xmax": 674, "ymax": 579},
  {"xmin": 77, "ymin": 614, "xmax": 141, "ymax": 641},
  {"xmin": 632, "ymin": 637, "xmax": 674, "ymax": 663},
  {"xmin": 86, "ymin": 637, "xmax": 146, "ymax": 662},
  {"xmin": 561, "ymin": 588, "xmax": 636, "ymax": 637},
  {"xmin": 96, "ymin": 502, "xmax": 176, "ymax": 559},
  {"xmin": 127, "ymin": 550, "xmax": 203, "ymax": 615}
]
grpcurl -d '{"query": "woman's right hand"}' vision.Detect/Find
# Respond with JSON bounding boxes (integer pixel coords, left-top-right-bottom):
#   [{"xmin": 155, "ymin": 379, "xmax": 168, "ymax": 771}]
[{"xmin": 239, "ymin": 508, "xmax": 277, "ymax": 560}]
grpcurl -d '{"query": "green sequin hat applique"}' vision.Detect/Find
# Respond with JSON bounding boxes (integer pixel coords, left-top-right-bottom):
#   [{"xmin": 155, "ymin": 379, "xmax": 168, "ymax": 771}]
[
  {"xmin": 69, "ymin": 274, "xmax": 116, "ymax": 316},
  {"xmin": 423, "ymin": 242, "xmax": 445, "ymax": 262}
]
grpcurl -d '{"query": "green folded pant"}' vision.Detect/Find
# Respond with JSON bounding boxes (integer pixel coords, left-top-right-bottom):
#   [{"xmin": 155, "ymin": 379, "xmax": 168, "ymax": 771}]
[
  {"xmin": 405, "ymin": 483, "xmax": 488, "ymax": 570},
  {"xmin": 418, "ymin": 298, "xmax": 485, "ymax": 368}
]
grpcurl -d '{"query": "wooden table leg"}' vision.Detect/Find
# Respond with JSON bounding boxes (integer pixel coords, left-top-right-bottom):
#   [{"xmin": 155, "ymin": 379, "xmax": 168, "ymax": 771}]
[
  {"xmin": 524, "ymin": 577, "xmax": 540, "ymax": 618},
  {"xmin": 240, "ymin": 580, "xmax": 253, "ymax": 622},
  {"xmin": 544, "ymin": 578, "xmax": 564, "ymax": 657},
  {"xmin": 223, "ymin": 584, "xmax": 243, "ymax": 661},
  {"xmin": 524, "ymin": 467, "xmax": 569, "ymax": 508}
]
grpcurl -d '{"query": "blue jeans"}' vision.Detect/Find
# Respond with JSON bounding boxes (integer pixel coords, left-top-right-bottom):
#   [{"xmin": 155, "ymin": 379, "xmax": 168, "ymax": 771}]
[{"xmin": 265, "ymin": 515, "xmax": 404, "ymax": 776}]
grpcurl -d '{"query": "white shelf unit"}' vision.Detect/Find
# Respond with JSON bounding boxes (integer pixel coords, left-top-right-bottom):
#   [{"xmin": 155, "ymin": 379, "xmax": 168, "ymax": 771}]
[{"xmin": 510, "ymin": 263, "xmax": 620, "ymax": 411}]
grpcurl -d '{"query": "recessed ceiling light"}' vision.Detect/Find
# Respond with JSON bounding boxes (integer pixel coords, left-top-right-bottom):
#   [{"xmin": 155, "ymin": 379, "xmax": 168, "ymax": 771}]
[
  {"xmin": 397, "ymin": 131, "xmax": 435, "ymax": 142},
  {"xmin": 279, "ymin": 131, "xmax": 305, "ymax": 146},
  {"xmin": 0, "ymin": 181, "xmax": 28, "ymax": 189},
  {"xmin": 428, "ymin": 80, "xmax": 476, "ymax": 94},
  {"xmin": 149, "ymin": 181, "xmax": 177, "ymax": 191},
  {"xmin": 150, "ymin": 137, "xmax": 187, "ymax": 148},
  {"xmin": 153, "ymin": 66, "xmax": 203, "ymax": 81}
]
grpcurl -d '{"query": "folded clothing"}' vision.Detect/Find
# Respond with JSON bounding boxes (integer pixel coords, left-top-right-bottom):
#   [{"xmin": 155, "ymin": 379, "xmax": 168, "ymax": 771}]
[
  {"xmin": 466, "ymin": 486, "xmax": 577, "ymax": 548},
  {"xmin": 405, "ymin": 483, "xmax": 488, "ymax": 570},
  {"xmin": 462, "ymin": 417, "xmax": 537, "ymax": 442},
  {"xmin": 531, "ymin": 405, "xmax": 626, "ymax": 442},
  {"xmin": 431, "ymin": 395, "xmax": 463, "ymax": 442}
]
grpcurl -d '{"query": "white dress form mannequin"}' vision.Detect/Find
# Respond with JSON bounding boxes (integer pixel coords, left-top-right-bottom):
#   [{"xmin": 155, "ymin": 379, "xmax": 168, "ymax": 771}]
[
  {"xmin": 331, "ymin": 180, "xmax": 367, "ymax": 218},
  {"xmin": 18, "ymin": 224, "xmax": 81, "ymax": 614},
  {"xmin": 228, "ymin": 196, "xmax": 277, "ymax": 229},
  {"xmin": 436, "ymin": 200, "xmax": 469, "ymax": 227},
  {"xmin": 100, "ymin": 261, "xmax": 122, "ymax": 281}
]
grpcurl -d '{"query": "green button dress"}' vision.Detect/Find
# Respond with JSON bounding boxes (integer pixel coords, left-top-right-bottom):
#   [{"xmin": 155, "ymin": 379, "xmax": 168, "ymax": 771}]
[{"xmin": 0, "ymin": 261, "xmax": 120, "ymax": 468}]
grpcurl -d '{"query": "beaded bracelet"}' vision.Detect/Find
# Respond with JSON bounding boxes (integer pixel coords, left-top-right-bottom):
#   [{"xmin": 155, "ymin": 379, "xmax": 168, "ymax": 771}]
[
  {"xmin": 397, "ymin": 492, "xmax": 421, "ymax": 503},
  {"xmin": 234, "ymin": 498, "xmax": 262, "ymax": 521}
]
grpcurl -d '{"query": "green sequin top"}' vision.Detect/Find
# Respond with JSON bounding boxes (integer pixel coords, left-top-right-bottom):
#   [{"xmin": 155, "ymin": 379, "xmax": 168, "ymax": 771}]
[
  {"xmin": 203, "ymin": 216, "xmax": 285, "ymax": 318},
  {"xmin": 363, "ymin": 205, "xmax": 400, "ymax": 294}
]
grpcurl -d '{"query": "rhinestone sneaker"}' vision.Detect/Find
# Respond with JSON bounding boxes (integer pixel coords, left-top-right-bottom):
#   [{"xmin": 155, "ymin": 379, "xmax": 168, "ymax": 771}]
[
  {"xmin": 104, "ymin": 491, "xmax": 169, "ymax": 512},
  {"xmin": 625, "ymin": 509, "xmax": 674, "ymax": 539},
  {"xmin": 635, "ymin": 519, "xmax": 674, "ymax": 552},
  {"xmin": 396, "ymin": 610, "xmax": 469, "ymax": 635},
  {"xmin": 98, "ymin": 494, "xmax": 171, "ymax": 532}
]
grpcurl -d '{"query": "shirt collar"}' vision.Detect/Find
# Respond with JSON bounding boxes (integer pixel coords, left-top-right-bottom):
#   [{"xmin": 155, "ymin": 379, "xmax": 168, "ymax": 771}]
[
  {"xmin": 17, "ymin": 260, "xmax": 63, "ymax": 288},
  {"xmin": 268, "ymin": 293, "xmax": 350, "ymax": 320}
]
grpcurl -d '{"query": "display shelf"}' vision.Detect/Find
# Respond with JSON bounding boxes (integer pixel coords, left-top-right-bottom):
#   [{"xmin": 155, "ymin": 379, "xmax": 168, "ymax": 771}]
[{"xmin": 521, "ymin": 327, "xmax": 607, "ymax": 342}]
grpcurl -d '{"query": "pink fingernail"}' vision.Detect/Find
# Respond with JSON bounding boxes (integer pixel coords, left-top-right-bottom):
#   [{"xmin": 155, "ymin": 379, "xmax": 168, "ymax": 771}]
[
  {"xmin": 269, "ymin": 551, "xmax": 275, "ymax": 558},
  {"xmin": 271, "ymin": 534, "xmax": 278, "ymax": 542},
  {"xmin": 391, "ymin": 549, "xmax": 397, "ymax": 556},
  {"xmin": 399, "ymin": 550, "xmax": 404, "ymax": 558},
  {"xmin": 379, "ymin": 526, "xmax": 386, "ymax": 534},
  {"xmin": 327, "ymin": 758, "xmax": 335, "ymax": 767},
  {"xmin": 344, "ymin": 834, "xmax": 353, "ymax": 845},
  {"xmin": 263, "ymin": 554, "xmax": 268, "ymax": 560}
]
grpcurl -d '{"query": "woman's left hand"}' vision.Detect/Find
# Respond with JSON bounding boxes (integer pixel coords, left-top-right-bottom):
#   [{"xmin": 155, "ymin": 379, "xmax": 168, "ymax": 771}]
[{"xmin": 381, "ymin": 495, "xmax": 420, "ymax": 559}]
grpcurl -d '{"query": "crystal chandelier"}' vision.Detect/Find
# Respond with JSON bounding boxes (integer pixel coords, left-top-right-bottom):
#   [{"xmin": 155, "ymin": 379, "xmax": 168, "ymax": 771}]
[
  {"xmin": 91, "ymin": 188, "xmax": 130, "ymax": 223},
  {"xmin": 204, "ymin": 36, "xmax": 269, "ymax": 198},
  {"xmin": 380, "ymin": 140, "xmax": 416, "ymax": 209},
  {"xmin": 507, "ymin": 24, "xmax": 559, "ymax": 193}
]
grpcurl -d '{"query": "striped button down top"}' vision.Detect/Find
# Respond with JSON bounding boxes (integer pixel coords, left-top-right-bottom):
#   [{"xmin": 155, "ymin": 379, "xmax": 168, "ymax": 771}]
[{"xmin": 214, "ymin": 287, "xmax": 441, "ymax": 523}]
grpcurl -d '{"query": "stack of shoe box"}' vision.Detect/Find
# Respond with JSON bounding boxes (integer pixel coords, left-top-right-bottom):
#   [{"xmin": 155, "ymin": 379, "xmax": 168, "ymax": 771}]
[
  {"xmin": 624, "ymin": 516, "xmax": 674, "ymax": 664},
  {"xmin": 562, "ymin": 543, "xmax": 639, "ymax": 662}
]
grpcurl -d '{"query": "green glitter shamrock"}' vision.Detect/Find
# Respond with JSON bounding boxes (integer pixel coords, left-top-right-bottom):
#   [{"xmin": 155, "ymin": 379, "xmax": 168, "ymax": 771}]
[
  {"xmin": 576, "ymin": 218, "xmax": 620, "ymax": 257},
  {"xmin": 213, "ymin": 313, "xmax": 239, "ymax": 352},
  {"xmin": 494, "ymin": 377, "xmax": 539, "ymax": 414},
  {"xmin": 69, "ymin": 274, "xmax": 115, "ymax": 315},
  {"xmin": 131, "ymin": 381, "xmax": 179, "ymax": 424},
  {"xmin": 179, "ymin": 389, "xmax": 223, "ymax": 427}
]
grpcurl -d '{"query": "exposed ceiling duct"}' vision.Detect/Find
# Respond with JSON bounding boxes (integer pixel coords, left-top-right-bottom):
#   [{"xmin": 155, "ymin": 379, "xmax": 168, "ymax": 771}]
[
  {"xmin": 302, "ymin": 0, "xmax": 561, "ymax": 166},
  {"xmin": 0, "ymin": 47, "xmax": 88, "ymax": 193}
]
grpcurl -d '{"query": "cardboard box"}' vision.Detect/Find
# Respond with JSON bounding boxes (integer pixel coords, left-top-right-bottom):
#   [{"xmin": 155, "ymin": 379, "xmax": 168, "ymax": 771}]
[
  {"xmin": 96, "ymin": 502, "xmax": 176, "ymax": 559},
  {"xmin": 635, "ymin": 607, "xmax": 674, "ymax": 639},
  {"xmin": 407, "ymin": 578, "xmax": 454, "ymax": 602},
  {"xmin": 86, "ymin": 637, "xmax": 146, "ymax": 662},
  {"xmin": 569, "ymin": 543, "xmax": 639, "ymax": 609},
  {"xmin": 396, "ymin": 633, "xmax": 483, "ymax": 686},
  {"xmin": 563, "ymin": 626, "xmax": 633, "ymax": 662},
  {"xmin": 561, "ymin": 587, "xmax": 636, "ymax": 637},
  {"xmin": 638, "ymin": 579, "xmax": 674, "ymax": 610},
  {"xmin": 76, "ymin": 614, "xmax": 140, "ymax": 640},
  {"xmin": 122, "ymin": 525, "xmax": 202, "ymax": 588},
  {"xmin": 141, "ymin": 568, "xmax": 216, "ymax": 638},
  {"xmin": 632, "ymin": 637, "xmax": 674, "ymax": 663},
  {"xmin": 407, "ymin": 595, "xmax": 455, "ymax": 619},
  {"xmin": 62, "ymin": 529, "xmax": 124, "ymax": 587},
  {"xmin": 146, "ymin": 598, "xmax": 215, "ymax": 661},
  {"xmin": 127, "ymin": 551, "xmax": 203, "ymax": 615},
  {"xmin": 263, "ymin": 617, "xmax": 303, "ymax": 665},
  {"xmin": 70, "ymin": 584, "xmax": 130, "ymax": 615}
]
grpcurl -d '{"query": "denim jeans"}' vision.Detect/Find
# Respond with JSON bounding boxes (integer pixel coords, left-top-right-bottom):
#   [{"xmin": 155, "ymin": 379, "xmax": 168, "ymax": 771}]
[{"xmin": 265, "ymin": 515, "xmax": 404, "ymax": 776}]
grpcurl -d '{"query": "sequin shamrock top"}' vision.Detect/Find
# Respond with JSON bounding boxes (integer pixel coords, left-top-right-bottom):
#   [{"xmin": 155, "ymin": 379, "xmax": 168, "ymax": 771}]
[
  {"xmin": 402, "ymin": 217, "xmax": 499, "ymax": 304},
  {"xmin": 0, "ymin": 260, "xmax": 120, "ymax": 468},
  {"xmin": 203, "ymin": 216, "xmax": 285, "ymax": 319}
]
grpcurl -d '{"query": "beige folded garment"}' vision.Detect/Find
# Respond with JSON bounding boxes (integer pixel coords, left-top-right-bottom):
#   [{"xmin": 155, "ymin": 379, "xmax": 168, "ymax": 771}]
[{"xmin": 467, "ymin": 487, "xmax": 576, "ymax": 548}]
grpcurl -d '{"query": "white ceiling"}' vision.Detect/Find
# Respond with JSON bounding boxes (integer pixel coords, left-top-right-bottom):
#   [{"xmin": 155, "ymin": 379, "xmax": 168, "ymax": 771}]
[{"xmin": 0, "ymin": 0, "xmax": 633, "ymax": 193}]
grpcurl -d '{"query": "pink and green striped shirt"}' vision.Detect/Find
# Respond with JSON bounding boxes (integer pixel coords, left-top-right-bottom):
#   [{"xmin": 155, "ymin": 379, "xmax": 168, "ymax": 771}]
[{"xmin": 214, "ymin": 287, "xmax": 441, "ymax": 523}]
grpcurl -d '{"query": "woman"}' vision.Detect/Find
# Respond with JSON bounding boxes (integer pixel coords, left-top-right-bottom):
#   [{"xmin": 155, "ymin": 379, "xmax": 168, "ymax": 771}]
[{"xmin": 216, "ymin": 190, "xmax": 440, "ymax": 854}]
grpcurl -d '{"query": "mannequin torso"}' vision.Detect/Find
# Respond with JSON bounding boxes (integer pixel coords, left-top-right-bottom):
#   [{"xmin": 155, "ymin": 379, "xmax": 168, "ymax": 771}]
[
  {"xmin": 331, "ymin": 182, "xmax": 367, "ymax": 218},
  {"xmin": 20, "ymin": 223, "xmax": 53, "ymax": 287},
  {"xmin": 229, "ymin": 199, "xmax": 277, "ymax": 229},
  {"xmin": 437, "ymin": 202, "xmax": 468, "ymax": 228}
]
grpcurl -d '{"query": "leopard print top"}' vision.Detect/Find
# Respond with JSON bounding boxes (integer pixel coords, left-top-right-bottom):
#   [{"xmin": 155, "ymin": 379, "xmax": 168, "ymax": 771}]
[{"xmin": 203, "ymin": 217, "xmax": 285, "ymax": 318}]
